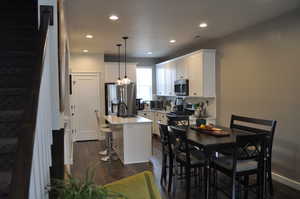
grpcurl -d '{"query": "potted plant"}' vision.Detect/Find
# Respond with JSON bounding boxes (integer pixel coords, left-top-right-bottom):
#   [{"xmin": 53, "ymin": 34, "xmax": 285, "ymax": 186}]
[{"xmin": 51, "ymin": 168, "xmax": 127, "ymax": 199}]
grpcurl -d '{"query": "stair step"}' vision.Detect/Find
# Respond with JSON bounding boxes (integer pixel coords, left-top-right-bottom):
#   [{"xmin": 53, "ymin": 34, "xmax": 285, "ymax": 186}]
[
  {"xmin": 0, "ymin": 76, "xmax": 32, "ymax": 88},
  {"xmin": 0, "ymin": 110, "xmax": 24, "ymax": 122},
  {"xmin": 0, "ymin": 29, "xmax": 38, "ymax": 39},
  {"xmin": 0, "ymin": 75, "xmax": 33, "ymax": 88},
  {"xmin": 0, "ymin": 88, "xmax": 29, "ymax": 96},
  {"xmin": 0, "ymin": 95, "xmax": 28, "ymax": 111},
  {"xmin": 0, "ymin": 66, "xmax": 33, "ymax": 75},
  {"xmin": 1, "ymin": 2, "xmax": 35, "ymax": 11},
  {"xmin": 0, "ymin": 171, "xmax": 11, "ymax": 198},
  {"xmin": 0, "ymin": 153, "xmax": 15, "ymax": 171},
  {"xmin": 0, "ymin": 55, "xmax": 35, "ymax": 69},
  {"xmin": 0, "ymin": 37, "xmax": 36, "ymax": 52},
  {"xmin": 0, "ymin": 88, "xmax": 29, "ymax": 111},
  {"xmin": 0, "ymin": 138, "xmax": 17, "ymax": 154},
  {"xmin": 0, "ymin": 122, "xmax": 20, "ymax": 138}
]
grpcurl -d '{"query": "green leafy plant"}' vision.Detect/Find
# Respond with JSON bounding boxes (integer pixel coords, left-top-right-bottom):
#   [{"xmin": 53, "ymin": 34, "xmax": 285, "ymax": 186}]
[{"xmin": 51, "ymin": 168, "xmax": 127, "ymax": 199}]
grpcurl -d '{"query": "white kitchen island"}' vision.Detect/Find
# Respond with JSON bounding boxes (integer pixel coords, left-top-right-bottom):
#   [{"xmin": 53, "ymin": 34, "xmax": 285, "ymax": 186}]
[{"xmin": 105, "ymin": 115, "xmax": 152, "ymax": 165}]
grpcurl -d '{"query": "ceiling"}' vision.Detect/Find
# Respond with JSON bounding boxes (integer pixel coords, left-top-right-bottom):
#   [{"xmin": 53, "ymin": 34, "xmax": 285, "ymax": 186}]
[{"xmin": 65, "ymin": 0, "xmax": 300, "ymax": 58}]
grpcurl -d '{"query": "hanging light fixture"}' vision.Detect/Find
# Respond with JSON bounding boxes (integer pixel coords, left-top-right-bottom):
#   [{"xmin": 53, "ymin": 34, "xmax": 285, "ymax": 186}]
[
  {"xmin": 116, "ymin": 44, "xmax": 122, "ymax": 85},
  {"xmin": 122, "ymin": 36, "xmax": 131, "ymax": 85}
]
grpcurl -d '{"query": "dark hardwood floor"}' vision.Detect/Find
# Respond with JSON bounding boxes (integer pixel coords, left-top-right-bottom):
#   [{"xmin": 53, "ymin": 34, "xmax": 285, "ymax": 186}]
[{"xmin": 72, "ymin": 137, "xmax": 300, "ymax": 199}]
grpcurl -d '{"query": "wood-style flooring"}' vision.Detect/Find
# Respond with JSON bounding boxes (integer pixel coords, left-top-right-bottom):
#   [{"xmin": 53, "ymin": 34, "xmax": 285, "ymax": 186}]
[{"xmin": 72, "ymin": 137, "xmax": 300, "ymax": 199}]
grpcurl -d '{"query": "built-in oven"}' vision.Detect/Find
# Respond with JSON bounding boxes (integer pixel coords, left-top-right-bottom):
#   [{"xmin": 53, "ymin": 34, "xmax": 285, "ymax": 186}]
[{"xmin": 174, "ymin": 79, "xmax": 189, "ymax": 96}]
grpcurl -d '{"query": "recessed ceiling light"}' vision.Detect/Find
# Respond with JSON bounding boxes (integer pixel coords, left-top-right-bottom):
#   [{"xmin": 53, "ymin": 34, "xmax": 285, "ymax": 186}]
[
  {"xmin": 82, "ymin": 49, "xmax": 89, "ymax": 53},
  {"xmin": 109, "ymin": 15, "xmax": 119, "ymax": 21},
  {"xmin": 199, "ymin": 22, "xmax": 208, "ymax": 28},
  {"xmin": 147, "ymin": 52, "xmax": 153, "ymax": 55},
  {"xmin": 85, "ymin": 34, "xmax": 93, "ymax": 39},
  {"xmin": 169, "ymin": 39, "xmax": 176, "ymax": 43}
]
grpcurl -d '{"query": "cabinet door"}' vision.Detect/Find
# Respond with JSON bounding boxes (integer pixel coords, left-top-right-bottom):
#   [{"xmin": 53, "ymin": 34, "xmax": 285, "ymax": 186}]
[
  {"xmin": 187, "ymin": 53, "xmax": 203, "ymax": 96},
  {"xmin": 156, "ymin": 64, "xmax": 166, "ymax": 95},
  {"xmin": 165, "ymin": 62, "xmax": 176, "ymax": 96},
  {"xmin": 176, "ymin": 58, "xmax": 189, "ymax": 80}
]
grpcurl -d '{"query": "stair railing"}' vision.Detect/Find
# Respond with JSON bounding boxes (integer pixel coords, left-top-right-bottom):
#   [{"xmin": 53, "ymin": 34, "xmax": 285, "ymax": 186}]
[{"xmin": 9, "ymin": 5, "xmax": 54, "ymax": 199}]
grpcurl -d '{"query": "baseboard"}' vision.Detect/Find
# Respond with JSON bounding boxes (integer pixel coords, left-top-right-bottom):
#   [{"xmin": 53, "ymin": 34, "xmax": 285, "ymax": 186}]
[{"xmin": 272, "ymin": 172, "xmax": 300, "ymax": 191}]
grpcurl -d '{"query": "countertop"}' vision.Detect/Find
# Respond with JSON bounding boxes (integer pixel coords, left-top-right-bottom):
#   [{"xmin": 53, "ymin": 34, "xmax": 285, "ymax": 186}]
[
  {"xmin": 138, "ymin": 109, "xmax": 171, "ymax": 114},
  {"xmin": 105, "ymin": 115, "xmax": 152, "ymax": 125}
]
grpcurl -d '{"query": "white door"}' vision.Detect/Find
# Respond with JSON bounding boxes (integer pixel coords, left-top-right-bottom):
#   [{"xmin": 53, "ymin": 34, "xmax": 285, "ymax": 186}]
[{"xmin": 71, "ymin": 73, "xmax": 100, "ymax": 141}]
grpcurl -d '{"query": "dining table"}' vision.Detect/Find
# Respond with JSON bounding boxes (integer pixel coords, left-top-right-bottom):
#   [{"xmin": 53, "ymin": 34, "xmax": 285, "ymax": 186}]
[{"xmin": 185, "ymin": 125, "xmax": 260, "ymax": 199}]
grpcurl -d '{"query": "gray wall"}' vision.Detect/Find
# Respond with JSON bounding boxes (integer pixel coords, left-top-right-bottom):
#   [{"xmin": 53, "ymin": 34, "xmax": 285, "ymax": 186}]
[
  {"xmin": 165, "ymin": 9, "xmax": 300, "ymax": 182},
  {"xmin": 208, "ymin": 10, "xmax": 300, "ymax": 181}
]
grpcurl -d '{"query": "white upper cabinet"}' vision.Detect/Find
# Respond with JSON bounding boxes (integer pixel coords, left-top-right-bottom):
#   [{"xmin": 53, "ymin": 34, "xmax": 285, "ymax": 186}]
[
  {"xmin": 156, "ymin": 49, "xmax": 216, "ymax": 97},
  {"xmin": 175, "ymin": 58, "xmax": 189, "ymax": 80},
  {"xmin": 165, "ymin": 62, "xmax": 176, "ymax": 96},
  {"xmin": 156, "ymin": 63, "xmax": 166, "ymax": 95},
  {"xmin": 156, "ymin": 62, "xmax": 176, "ymax": 96},
  {"xmin": 104, "ymin": 62, "xmax": 137, "ymax": 83}
]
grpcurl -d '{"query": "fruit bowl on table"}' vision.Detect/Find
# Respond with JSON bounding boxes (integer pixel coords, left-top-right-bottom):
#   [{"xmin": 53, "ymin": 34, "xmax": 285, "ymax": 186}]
[{"xmin": 191, "ymin": 124, "xmax": 230, "ymax": 137}]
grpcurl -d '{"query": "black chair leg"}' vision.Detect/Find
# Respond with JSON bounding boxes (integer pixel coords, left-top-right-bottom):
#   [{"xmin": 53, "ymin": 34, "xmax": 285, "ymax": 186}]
[
  {"xmin": 168, "ymin": 156, "xmax": 173, "ymax": 192},
  {"xmin": 268, "ymin": 164, "xmax": 274, "ymax": 196},
  {"xmin": 161, "ymin": 153, "xmax": 167, "ymax": 185},
  {"xmin": 185, "ymin": 166, "xmax": 191, "ymax": 199},
  {"xmin": 231, "ymin": 175, "xmax": 236, "ymax": 199},
  {"xmin": 244, "ymin": 176, "xmax": 249, "ymax": 199}
]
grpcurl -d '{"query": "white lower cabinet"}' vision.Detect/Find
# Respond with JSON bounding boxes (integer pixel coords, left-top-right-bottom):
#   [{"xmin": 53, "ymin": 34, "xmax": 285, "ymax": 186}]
[{"xmin": 138, "ymin": 111, "xmax": 168, "ymax": 136}]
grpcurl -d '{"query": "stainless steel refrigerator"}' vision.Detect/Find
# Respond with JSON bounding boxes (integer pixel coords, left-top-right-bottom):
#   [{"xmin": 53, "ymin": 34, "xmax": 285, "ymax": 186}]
[
  {"xmin": 117, "ymin": 83, "xmax": 137, "ymax": 117},
  {"xmin": 105, "ymin": 83, "xmax": 137, "ymax": 117}
]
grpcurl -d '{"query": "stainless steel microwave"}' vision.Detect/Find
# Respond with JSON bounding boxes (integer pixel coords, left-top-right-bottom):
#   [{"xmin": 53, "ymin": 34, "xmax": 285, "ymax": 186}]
[{"xmin": 174, "ymin": 79, "xmax": 189, "ymax": 96}]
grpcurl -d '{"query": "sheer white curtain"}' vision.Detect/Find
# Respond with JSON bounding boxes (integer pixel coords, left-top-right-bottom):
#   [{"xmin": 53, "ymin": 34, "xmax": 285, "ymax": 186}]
[{"xmin": 136, "ymin": 67, "xmax": 153, "ymax": 101}]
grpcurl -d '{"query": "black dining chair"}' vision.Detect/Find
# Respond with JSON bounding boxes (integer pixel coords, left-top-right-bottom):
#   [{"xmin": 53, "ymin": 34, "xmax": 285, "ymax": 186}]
[
  {"xmin": 230, "ymin": 115, "xmax": 277, "ymax": 196},
  {"xmin": 167, "ymin": 114, "xmax": 190, "ymax": 127},
  {"xmin": 158, "ymin": 123, "xmax": 173, "ymax": 192},
  {"xmin": 168, "ymin": 125, "xmax": 205, "ymax": 199},
  {"xmin": 212, "ymin": 133, "xmax": 267, "ymax": 199}
]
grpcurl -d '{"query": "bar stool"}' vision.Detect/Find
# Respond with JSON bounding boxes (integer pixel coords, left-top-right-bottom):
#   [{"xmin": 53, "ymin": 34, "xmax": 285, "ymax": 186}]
[
  {"xmin": 98, "ymin": 123, "xmax": 109, "ymax": 155},
  {"xmin": 99, "ymin": 127, "xmax": 114, "ymax": 162}
]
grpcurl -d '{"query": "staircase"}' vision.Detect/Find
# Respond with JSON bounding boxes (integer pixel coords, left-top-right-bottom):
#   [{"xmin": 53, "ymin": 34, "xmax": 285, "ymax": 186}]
[{"xmin": 0, "ymin": 1, "xmax": 38, "ymax": 198}]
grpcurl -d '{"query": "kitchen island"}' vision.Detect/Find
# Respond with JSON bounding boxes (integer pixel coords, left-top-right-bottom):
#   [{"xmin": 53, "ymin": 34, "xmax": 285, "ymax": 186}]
[{"xmin": 105, "ymin": 115, "xmax": 152, "ymax": 165}]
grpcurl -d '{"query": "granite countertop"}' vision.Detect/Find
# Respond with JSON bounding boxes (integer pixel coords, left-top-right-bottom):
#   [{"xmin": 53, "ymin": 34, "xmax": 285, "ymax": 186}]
[{"xmin": 105, "ymin": 115, "xmax": 152, "ymax": 125}]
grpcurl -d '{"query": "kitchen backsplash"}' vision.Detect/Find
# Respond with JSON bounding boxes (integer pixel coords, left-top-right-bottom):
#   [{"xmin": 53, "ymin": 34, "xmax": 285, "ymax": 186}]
[{"xmin": 156, "ymin": 96, "xmax": 216, "ymax": 119}]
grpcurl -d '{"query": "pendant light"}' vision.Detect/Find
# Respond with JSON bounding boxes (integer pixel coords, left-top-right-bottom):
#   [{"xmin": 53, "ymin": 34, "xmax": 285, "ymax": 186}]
[
  {"xmin": 122, "ymin": 36, "xmax": 131, "ymax": 85},
  {"xmin": 116, "ymin": 44, "xmax": 122, "ymax": 85}
]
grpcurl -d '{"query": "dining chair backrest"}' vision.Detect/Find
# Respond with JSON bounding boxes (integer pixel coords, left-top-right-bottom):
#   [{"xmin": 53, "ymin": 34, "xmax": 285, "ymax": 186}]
[
  {"xmin": 168, "ymin": 126, "xmax": 190, "ymax": 162},
  {"xmin": 230, "ymin": 114, "xmax": 277, "ymax": 153},
  {"xmin": 159, "ymin": 123, "xmax": 171, "ymax": 152},
  {"xmin": 233, "ymin": 133, "xmax": 267, "ymax": 172},
  {"xmin": 167, "ymin": 114, "xmax": 190, "ymax": 127}
]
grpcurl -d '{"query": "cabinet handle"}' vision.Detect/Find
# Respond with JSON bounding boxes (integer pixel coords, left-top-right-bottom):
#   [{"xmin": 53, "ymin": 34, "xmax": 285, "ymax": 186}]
[{"xmin": 194, "ymin": 93, "xmax": 197, "ymax": 95}]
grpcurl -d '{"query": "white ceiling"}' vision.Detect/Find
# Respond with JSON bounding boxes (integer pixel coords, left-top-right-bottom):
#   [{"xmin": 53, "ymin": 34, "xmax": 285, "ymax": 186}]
[{"xmin": 65, "ymin": 0, "xmax": 300, "ymax": 58}]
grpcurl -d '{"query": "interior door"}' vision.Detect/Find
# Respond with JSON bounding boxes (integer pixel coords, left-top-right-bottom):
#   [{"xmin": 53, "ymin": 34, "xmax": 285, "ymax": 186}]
[{"xmin": 71, "ymin": 73, "xmax": 100, "ymax": 141}]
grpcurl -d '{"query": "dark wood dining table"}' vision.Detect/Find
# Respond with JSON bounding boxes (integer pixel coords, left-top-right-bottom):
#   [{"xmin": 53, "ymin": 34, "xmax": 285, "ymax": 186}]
[{"xmin": 186, "ymin": 126, "xmax": 256, "ymax": 199}]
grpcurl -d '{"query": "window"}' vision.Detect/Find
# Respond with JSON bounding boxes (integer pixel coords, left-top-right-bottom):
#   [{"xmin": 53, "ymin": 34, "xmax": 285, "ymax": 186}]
[{"xmin": 136, "ymin": 67, "xmax": 153, "ymax": 101}]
